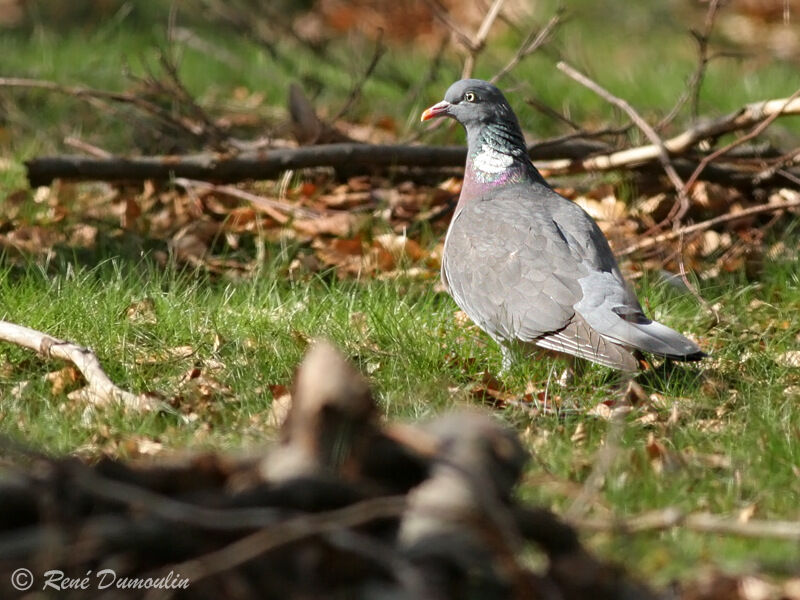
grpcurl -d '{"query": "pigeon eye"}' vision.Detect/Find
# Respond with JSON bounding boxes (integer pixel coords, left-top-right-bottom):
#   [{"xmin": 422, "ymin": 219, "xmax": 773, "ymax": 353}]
[{"xmin": 464, "ymin": 92, "xmax": 476, "ymax": 102}]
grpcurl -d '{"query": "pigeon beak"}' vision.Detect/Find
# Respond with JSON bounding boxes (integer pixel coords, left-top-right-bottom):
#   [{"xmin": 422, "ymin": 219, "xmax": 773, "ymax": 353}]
[{"xmin": 421, "ymin": 100, "xmax": 451, "ymax": 121}]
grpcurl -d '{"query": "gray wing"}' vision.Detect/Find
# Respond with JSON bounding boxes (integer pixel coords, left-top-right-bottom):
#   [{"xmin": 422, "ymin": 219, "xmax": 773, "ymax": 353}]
[
  {"xmin": 442, "ymin": 187, "xmax": 585, "ymax": 343},
  {"xmin": 541, "ymin": 187, "xmax": 704, "ymax": 360}
]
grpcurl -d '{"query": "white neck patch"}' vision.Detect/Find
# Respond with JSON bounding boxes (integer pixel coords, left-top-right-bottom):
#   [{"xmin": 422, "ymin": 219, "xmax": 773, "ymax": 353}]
[{"xmin": 472, "ymin": 143, "xmax": 514, "ymax": 174}]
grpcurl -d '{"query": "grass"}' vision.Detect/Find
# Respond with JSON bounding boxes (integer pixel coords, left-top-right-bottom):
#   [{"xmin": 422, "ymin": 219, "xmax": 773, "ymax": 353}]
[
  {"xmin": 2, "ymin": 0, "xmax": 800, "ymax": 588},
  {"xmin": 2, "ymin": 236, "xmax": 799, "ymax": 583}
]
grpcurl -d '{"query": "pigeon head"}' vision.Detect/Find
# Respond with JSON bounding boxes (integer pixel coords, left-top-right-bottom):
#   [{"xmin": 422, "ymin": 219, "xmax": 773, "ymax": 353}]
[
  {"xmin": 421, "ymin": 79, "xmax": 517, "ymax": 130},
  {"xmin": 422, "ymin": 79, "xmax": 538, "ymax": 187}
]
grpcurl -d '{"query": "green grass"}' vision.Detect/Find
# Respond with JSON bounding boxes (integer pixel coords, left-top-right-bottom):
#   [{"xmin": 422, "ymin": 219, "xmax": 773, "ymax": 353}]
[{"xmin": 1, "ymin": 238, "xmax": 799, "ymax": 583}]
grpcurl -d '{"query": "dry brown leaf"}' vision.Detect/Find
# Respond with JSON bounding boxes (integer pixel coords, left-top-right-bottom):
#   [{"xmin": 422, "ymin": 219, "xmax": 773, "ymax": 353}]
[
  {"xmin": 45, "ymin": 366, "xmax": 81, "ymax": 396},
  {"xmin": 737, "ymin": 503, "xmax": 758, "ymax": 523},
  {"xmin": 574, "ymin": 194, "xmax": 627, "ymax": 223},
  {"xmin": 622, "ymin": 380, "xmax": 647, "ymax": 404},
  {"xmin": 317, "ymin": 189, "xmax": 372, "ymax": 209},
  {"xmin": 135, "ymin": 345, "xmax": 195, "ymax": 366},
  {"xmin": 125, "ymin": 298, "xmax": 158, "ymax": 325},
  {"xmin": 570, "ymin": 422, "xmax": 587, "ymax": 444},
  {"xmin": 784, "ymin": 579, "xmax": 800, "ymax": 600},
  {"xmin": 223, "ymin": 206, "xmax": 259, "ymax": 232},
  {"xmin": 739, "ymin": 576, "xmax": 778, "ymax": 600},
  {"xmin": 293, "ymin": 212, "xmax": 366, "ymax": 237},
  {"xmin": 0, "ymin": 226, "xmax": 65, "ymax": 254},
  {"xmin": 374, "ymin": 232, "xmax": 425, "ymax": 263},
  {"xmin": 170, "ymin": 220, "xmax": 221, "ymax": 261},
  {"xmin": 68, "ymin": 223, "xmax": 98, "ymax": 248},
  {"xmin": 266, "ymin": 384, "xmax": 292, "ymax": 429},
  {"xmin": 587, "ymin": 402, "xmax": 614, "ymax": 420},
  {"xmin": 123, "ymin": 436, "xmax": 164, "ymax": 457},
  {"xmin": 645, "ymin": 432, "xmax": 684, "ymax": 475}
]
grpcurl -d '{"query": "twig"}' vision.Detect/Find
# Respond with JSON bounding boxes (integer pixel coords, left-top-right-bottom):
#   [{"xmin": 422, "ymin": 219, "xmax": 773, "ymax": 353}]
[
  {"xmin": 537, "ymin": 94, "xmax": 800, "ymax": 175},
  {"xmin": 156, "ymin": 51, "xmax": 230, "ymax": 150},
  {"xmin": 675, "ymin": 232, "xmax": 720, "ymax": 324},
  {"xmin": 491, "ymin": 10, "xmax": 564, "ymax": 84},
  {"xmin": 143, "ymin": 495, "xmax": 407, "ymax": 598},
  {"xmin": 172, "ymin": 178, "xmax": 323, "ymax": 220},
  {"xmin": 657, "ymin": 0, "xmax": 723, "ymax": 130},
  {"xmin": 524, "ymin": 94, "xmax": 582, "ymax": 131},
  {"xmin": 171, "ymin": 27, "xmax": 243, "ymax": 70},
  {"xmin": 682, "ymin": 88, "xmax": 800, "ymax": 194},
  {"xmin": 63, "ymin": 137, "xmax": 113, "ymax": 158},
  {"xmin": 753, "ymin": 148, "xmax": 800, "ymax": 185},
  {"xmin": 0, "ymin": 320, "xmax": 157, "ymax": 410},
  {"xmin": 0, "ymin": 76, "xmax": 209, "ymax": 145},
  {"xmin": 575, "ymin": 507, "xmax": 800, "ymax": 541},
  {"xmin": 424, "ymin": 0, "xmax": 476, "ymax": 51},
  {"xmin": 776, "ymin": 167, "xmax": 800, "ymax": 187},
  {"xmin": 462, "ymin": 0, "xmax": 506, "ymax": 79},
  {"xmin": 402, "ymin": 35, "xmax": 450, "ymax": 143},
  {"xmin": 619, "ymin": 193, "xmax": 800, "ymax": 256},
  {"xmin": 332, "ymin": 30, "xmax": 387, "ymax": 122},
  {"xmin": 557, "ymin": 61, "xmax": 689, "ymax": 214},
  {"xmin": 689, "ymin": 0, "xmax": 723, "ymax": 120}
]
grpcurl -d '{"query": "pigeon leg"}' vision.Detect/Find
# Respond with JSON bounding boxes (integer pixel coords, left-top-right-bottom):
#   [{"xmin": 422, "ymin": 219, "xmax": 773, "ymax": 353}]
[
  {"xmin": 500, "ymin": 345, "xmax": 514, "ymax": 374},
  {"xmin": 557, "ymin": 355, "xmax": 586, "ymax": 386}
]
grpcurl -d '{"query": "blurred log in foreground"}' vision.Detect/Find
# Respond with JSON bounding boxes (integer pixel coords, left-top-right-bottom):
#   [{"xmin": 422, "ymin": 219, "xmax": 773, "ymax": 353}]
[{"xmin": 0, "ymin": 340, "xmax": 657, "ymax": 600}]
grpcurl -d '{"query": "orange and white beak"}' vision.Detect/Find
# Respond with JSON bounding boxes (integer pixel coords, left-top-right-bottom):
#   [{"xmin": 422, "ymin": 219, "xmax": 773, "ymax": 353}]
[{"xmin": 420, "ymin": 100, "xmax": 451, "ymax": 121}]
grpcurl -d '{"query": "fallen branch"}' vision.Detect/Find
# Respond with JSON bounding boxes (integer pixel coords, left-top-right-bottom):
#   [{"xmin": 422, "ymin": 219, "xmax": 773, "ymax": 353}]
[
  {"xmin": 23, "ymin": 138, "xmax": 610, "ymax": 186},
  {"xmin": 539, "ymin": 94, "xmax": 800, "ymax": 175},
  {"xmin": 22, "ymin": 95, "xmax": 800, "ymax": 187},
  {"xmin": 0, "ymin": 320, "xmax": 158, "ymax": 410},
  {"xmin": 619, "ymin": 192, "xmax": 800, "ymax": 256},
  {"xmin": 682, "ymin": 88, "xmax": 800, "ymax": 193},
  {"xmin": 576, "ymin": 507, "xmax": 800, "ymax": 541}
]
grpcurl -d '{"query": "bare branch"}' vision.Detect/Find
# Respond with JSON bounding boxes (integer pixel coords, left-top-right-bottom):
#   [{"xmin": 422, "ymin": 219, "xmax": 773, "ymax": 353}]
[
  {"xmin": 619, "ymin": 191, "xmax": 800, "ymax": 257},
  {"xmin": 576, "ymin": 507, "xmax": 800, "ymax": 541},
  {"xmin": 23, "ymin": 137, "xmax": 613, "ymax": 186},
  {"xmin": 491, "ymin": 10, "xmax": 564, "ymax": 84},
  {"xmin": 172, "ymin": 178, "xmax": 323, "ymax": 220},
  {"xmin": 144, "ymin": 496, "xmax": 407, "ymax": 594},
  {"xmin": 332, "ymin": 30, "xmax": 387, "ymax": 122},
  {"xmin": 0, "ymin": 76, "xmax": 219, "ymax": 150},
  {"xmin": 682, "ymin": 88, "xmax": 800, "ymax": 193},
  {"xmin": 0, "ymin": 320, "xmax": 158, "ymax": 411},
  {"xmin": 423, "ymin": 0, "xmax": 476, "ymax": 51},
  {"xmin": 657, "ymin": 0, "xmax": 723, "ymax": 130},
  {"xmin": 63, "ymin": 137, "xmax": 112, "ymax": 158},
  {"xmin": 556, "ymin": 61, "xmax": 688, "ymax": 209},
  {"xmin": 538, "ymin": 94, "xmax": 800, "ymax": 175},
  {"xmin": 462, "ymin": 0, "xmax": 505, "ymax": 79}
]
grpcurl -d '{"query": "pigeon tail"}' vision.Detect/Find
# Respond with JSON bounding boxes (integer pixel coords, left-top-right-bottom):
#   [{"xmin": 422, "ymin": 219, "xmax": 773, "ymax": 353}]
[{"xmin": 604, "ymin": 318, "xmax": 705, "ymax": 362}]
